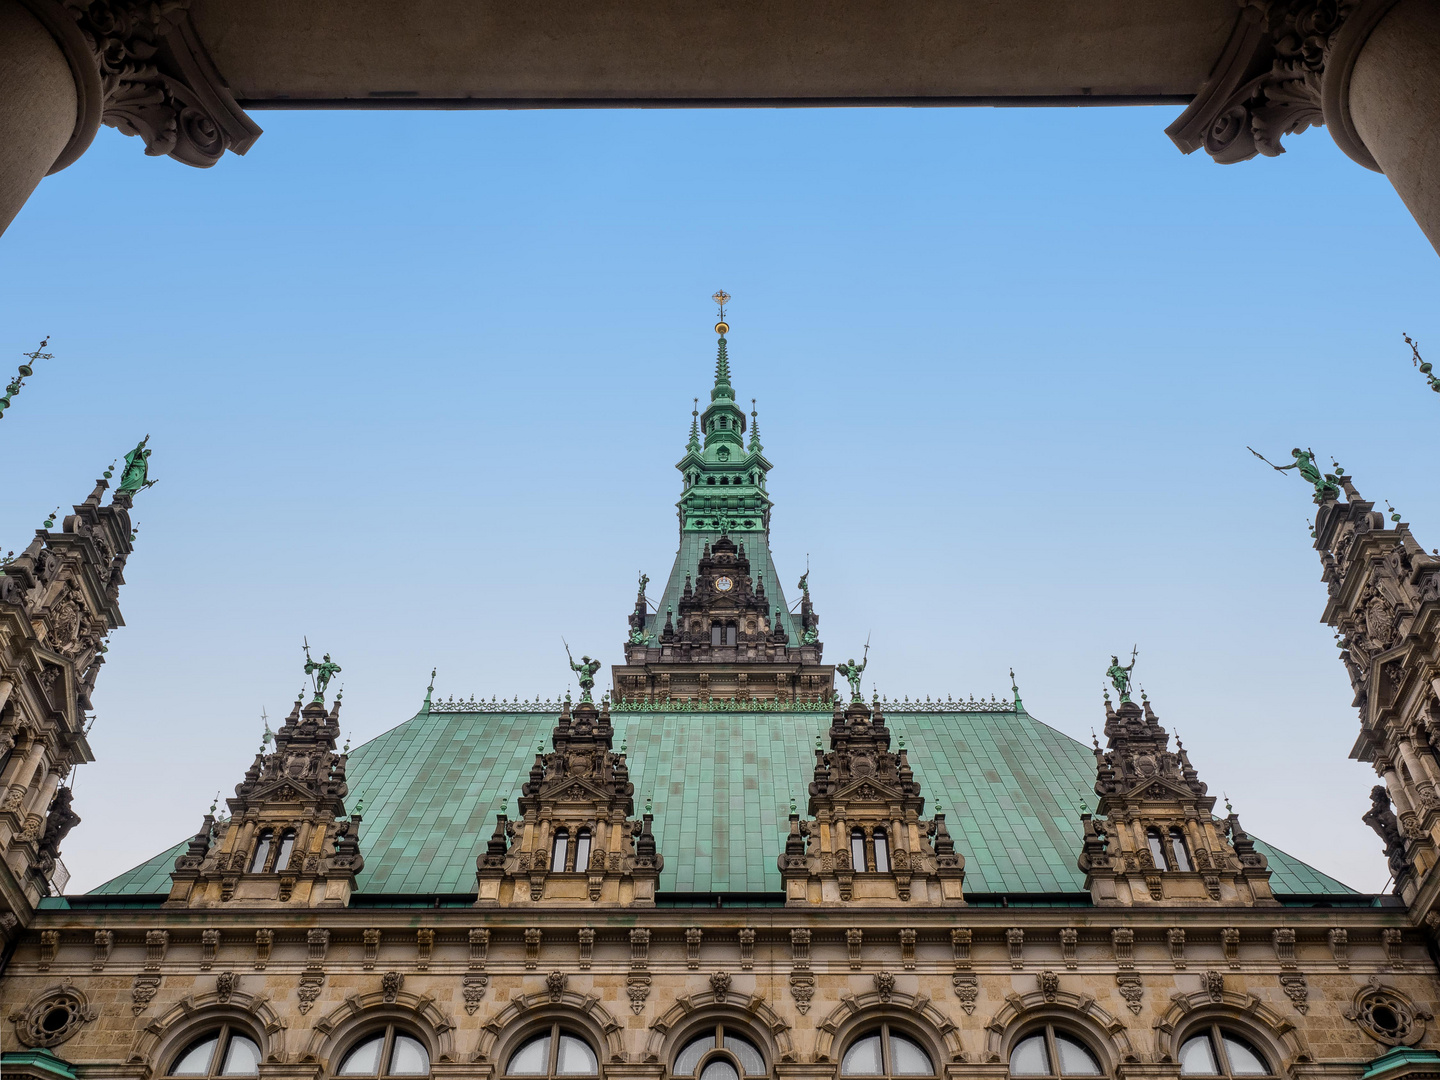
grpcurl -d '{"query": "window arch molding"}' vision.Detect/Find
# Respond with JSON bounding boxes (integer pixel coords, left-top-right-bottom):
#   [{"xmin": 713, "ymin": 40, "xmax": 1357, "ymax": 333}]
[
  {"xmin": 813, "ymin": 988, "xmax": 959, "ymax": 1067},
  {"xmin": 983, "ymin": 989, "xmax": 1134, "ymax": 1068},
  {"xmin": 127, "ymin": 991, "xmax": 282, "ymax": 1074},
  {"xmin": 659, "ymin": 1014, "xmax": 775, "ymax": 1079},
  {"xmin": 1152, "ymin": 991, "xmax": 1306, "ymax": 1069},
  {"xmin": 300, "ymin": 991, "xmax": 455, "ymax": 1069},
  {"xmin": 476, "ymin": 990, "xmax": 623, "ymax": 1068},
  {"xmin": 646, "ymin": 987, "xmax": 793, "ymax": 1066}
]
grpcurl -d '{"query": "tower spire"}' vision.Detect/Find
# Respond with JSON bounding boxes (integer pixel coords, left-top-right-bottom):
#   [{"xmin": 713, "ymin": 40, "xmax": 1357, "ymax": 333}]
[
  {"xmin": 749, "ymin": 398, "xmax": 762, "ymax": 453},
  {"xmin": 687, "ymin": 398, "xmax": 700, "ymax": 453},
  {"xmin": 711, "ymin": 289, "xmax": 733, "ymax": 402}
]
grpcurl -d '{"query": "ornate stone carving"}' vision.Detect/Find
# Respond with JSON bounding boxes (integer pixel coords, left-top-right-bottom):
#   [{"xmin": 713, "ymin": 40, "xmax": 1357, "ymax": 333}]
[
  {"xmin": 296, "ymin": 971, "xmax": 325, "ymax": 1014},
  {"xmin": 9, "ymin": 985, "xmax": 98, "ymax": 1048},
  {"xmin": 1116, "ymin": 973, "xmax": 1143, "ymax": 1014},
  {"xmin": 91, "ymin": 930, "xmax": 112, "ymax": 971},
  {"xmin": 1281, "ymin": 972, "xmax": 1309, "ymax": 1013},
  {"xmin": 38, "ymin": 930, "xmax": 59, "ymax": 971},
  {"xmin": 1165, "ymin": 0, "xmax": 1371, "ymax": 167},
  {"xmin": 381, "ymin": 971, "xmax": 404, "ymax": 1003},
  {"xmin": 1059, "ymin": 927, "xmax": 1077, "ymax": 969},
  {"xmin": 710, "ymin": 971, "xmax": 732, "ymax": 1002},
  {"xmin": 200, "ymin": 929, "xmax": 219, "ymax": 970},
  {"xmin": 874, "ymin": 971, "xmax": 895, "ymax": 1002},
  {"xmin": 1006, "ymin": 927, "xmax": 1024, "ymax": 968},
  {"xmin": 1204, "ymin": 970, "xmax": 1225, "ymax": 1003},
  {"xmin": 462, "ymin": 974, "xmax": 488, "ymax": 1014},
  {"xmin": 130, "ymin": 974, "xmax": 160, "ymax": 1015},
  {"xmin": 253, "ymin": 929, "xmax": 273, "ymax": 970},
  {"xmin": 64, "ymin": 0, "xmax": 262, "ymax": 168},
  {"xmin": 363, "ymin": 928, "xmax": 380, "ymax": 970},
  {"xmin": 738, "ymin": 927, "xmax": 755, "ymax": 969},
  {"xmin": 626, "ymin": 973, "xmax": 651, "ymax": 1014},
  {"xmin": 1347, "ymin": 977, "xmax": 1432, "ymax": 1045},
  {"xmin": 1039, "ymin": 970, "xmax": 1059, "ymax": 1002},
  {"xmin": 215, "ymin": 971, "xmax": 235, "ymax": 1004},
  {"xmin": 545, "ymin": 971, "xmax": 567, "ymax": 1002},
  {"xmin": 578, "ymin": 927, "xmax": 595, "ymax": 969},
  {"xmin": 952, "ymin": 974, "xmax": 978, "ymax": 1013}
]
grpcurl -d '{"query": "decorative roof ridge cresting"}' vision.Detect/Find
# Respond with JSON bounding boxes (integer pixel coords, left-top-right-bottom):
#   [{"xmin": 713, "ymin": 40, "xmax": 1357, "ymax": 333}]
[{"xmin": 427, "ymin": 694, "xmax": 1021, "ymax": 714}]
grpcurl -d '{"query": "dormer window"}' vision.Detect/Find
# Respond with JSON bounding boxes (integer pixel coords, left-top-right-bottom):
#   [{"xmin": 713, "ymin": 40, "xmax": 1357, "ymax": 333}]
[
  {"xmin": 1169, "ymin": 828, "xmax": 1192, "ymax": 871},
  {"xmin": 873, "ymin": 828, "xmax": 891, "ymax": 873},
  {"xmin": 275, "ymin": 829, "xmax": 297, "ymax": 872},
  {"xmin": 249, "ymin": 830, "xmax": 273, "ymax": 874}
]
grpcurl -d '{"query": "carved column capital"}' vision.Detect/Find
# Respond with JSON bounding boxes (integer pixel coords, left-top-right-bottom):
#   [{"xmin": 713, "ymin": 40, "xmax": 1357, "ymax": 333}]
[
  {"xmin": 1166, "ymin": 0, "xmax": 1397, "ymax": 169},
  {"xmin": 21, "ymin": 0, "xmax": 260, "ymax": 171}
]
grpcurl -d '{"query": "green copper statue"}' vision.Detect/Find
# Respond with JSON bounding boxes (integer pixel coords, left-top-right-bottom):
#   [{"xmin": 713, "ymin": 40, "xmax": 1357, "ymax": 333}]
[
  {"xmin": 117, "ymin": 435, "xmax": 157, "ymax": 494},
  {"xmin": 565, "ymin": 640, "xmax": 602, "ymax": 703},
  {"xmin": 836, "ymin": 654, "xmax": 867, "ymax": 701},
  {"xmin": 303, "ymin": 641, "xmax": 342, "ymax": 703},
  {"xmin": 1249, "ymin": 446, "xmax": 1339, "ymax": 502},
  {"xmin": 798, "ymin": 569, "xmax": 810, "ymax": 597},
  {"xmin": 1106, "ymin": 648, "xmax": 1137, "ymax": 703}
]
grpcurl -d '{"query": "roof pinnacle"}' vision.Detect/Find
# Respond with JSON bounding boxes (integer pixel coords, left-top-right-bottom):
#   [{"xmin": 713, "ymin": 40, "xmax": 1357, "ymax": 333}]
[
  {"xmin": 687, "ymin": 398, "xmax": 701, "ymax": 452},
  {"xmin": 749, "ymin": 399, "xmax": 762, "ymax": 453}
]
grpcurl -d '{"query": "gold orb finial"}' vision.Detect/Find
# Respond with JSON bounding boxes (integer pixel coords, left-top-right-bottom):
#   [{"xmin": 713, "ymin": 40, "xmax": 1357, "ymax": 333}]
[{"xmin": 712, "ymin": 290, "xmax": 731, "ymax": 335}]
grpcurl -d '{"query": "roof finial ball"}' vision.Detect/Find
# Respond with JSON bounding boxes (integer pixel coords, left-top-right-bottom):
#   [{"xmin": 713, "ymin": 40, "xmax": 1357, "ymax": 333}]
[{"xmin": 712, "ymin": 289, "xmax": 731, "ymax": 336}]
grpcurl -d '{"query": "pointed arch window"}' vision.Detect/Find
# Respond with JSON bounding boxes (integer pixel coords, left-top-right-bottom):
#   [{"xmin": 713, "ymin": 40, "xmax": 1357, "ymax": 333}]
[
  {"xmin": 552, "ymin": 829, "xmax": 569, "ymax": 873},
  {"xmin": 249, "ymin": 830, "xmax": 274, "ymax": 874},
  {"xmin": 873, "ymin": 827, "xmax": 891, "ymax": 873},
  {"xmin": 573, "ymin": 829, "xmax": 592, "ymax": 872}
]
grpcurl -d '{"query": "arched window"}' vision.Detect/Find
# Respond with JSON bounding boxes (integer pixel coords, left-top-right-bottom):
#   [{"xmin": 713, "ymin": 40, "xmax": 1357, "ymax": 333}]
[
  {"xmin": 873, "ymin": 828, "xmax": 891, "ymax": 873},
  {"xmin": 573, "ymin": 829, "xmax": 592, "ymax": 873},
  {"xmin": 1168, "ymin": 828, "xmax": 1192, "ymax": 872},
  {"xmin": 249, "ymin": 831, "xmax": 273, "ymax": 874},
  {"xmin": 1146, "ymin": 828, "xmax": 1166, "ymax": 869},
  {"xmin": 275, "ymin": 829, "xmax": 297, "ymax": 871},
  {"xmin": 1009, "ymin": 1026, "xmax": 1104, "ymax": 1078},
  {"xmin": 336, "ymin": 1026, "xmax": 430, "ymax": 1077},
  {"xmin": 840, "ymin": 1024, "xmax": 934, "ymax": 1077},
  {"xmin": 505, "ymin": 1024, "xmax": 599, "ymax": 1079},
  {"xmin": 168, "ymin": 1026, "xmax": 261, "ymax": 1077},
  {"xmin": 552, "ymin": 830, "xmax": 569, "ymax": 873},
  {"xmin": 850, "ymin": 829, "xmax": 866, "ymax": 871},
  {"xmin": 1179, "ymin": 1027, "xmax": 1273, "ymax": 1078},
  {"xmin": 673, "ymin": 1022, "xmax": 767, "ymax": 1080}
]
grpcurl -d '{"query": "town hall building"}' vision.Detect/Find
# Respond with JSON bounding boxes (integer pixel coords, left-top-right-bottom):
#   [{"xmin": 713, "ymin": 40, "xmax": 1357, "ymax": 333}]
[{"xmin": 1, "ymin": 310, "xmax": 1439, "ymax": 1080}]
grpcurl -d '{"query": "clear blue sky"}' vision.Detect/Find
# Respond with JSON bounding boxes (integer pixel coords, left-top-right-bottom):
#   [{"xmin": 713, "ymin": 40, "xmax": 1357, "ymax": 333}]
[{"xmin": 3, "ymin": 104, "xmax": 1436, "ymax": 892}]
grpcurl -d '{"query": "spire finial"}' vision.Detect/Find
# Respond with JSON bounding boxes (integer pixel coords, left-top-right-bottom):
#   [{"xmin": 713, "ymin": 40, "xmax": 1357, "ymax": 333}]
[
  {"xmin": 712, "ymin": 289, "xmax": 730, "ymax": 335},
  {"xmin": 0, "ymin": 338, "xmax": 54, "ymax": 422},
  {"xmin": 749, "ymin": 398, "xmax": 762, "ymax": 453},
  {"xmin": 687, "ymin": 398, "xmax": 701, "ymax": 453}
]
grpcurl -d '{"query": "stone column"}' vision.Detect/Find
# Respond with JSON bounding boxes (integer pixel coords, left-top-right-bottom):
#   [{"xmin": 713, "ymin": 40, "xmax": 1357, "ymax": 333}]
[
  {"xmin": 1342, "ymin": 0, "xmax": 1440, "ymax": 253},
  {"xmin": 0, "ymin": 0, "xmax": 99, "ymax": 235}
]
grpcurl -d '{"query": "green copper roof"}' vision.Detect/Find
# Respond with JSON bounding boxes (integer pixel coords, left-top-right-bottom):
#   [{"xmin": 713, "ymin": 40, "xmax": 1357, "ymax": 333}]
[{"xmin": 92, "ymin": 701, "xmax": 1352, "ymax": 898}]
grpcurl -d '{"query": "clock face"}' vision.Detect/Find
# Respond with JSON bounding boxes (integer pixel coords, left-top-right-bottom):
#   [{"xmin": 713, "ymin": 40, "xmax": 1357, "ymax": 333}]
[{"xmin": 715, "ymin": 576, "xmax": 734, "ymax": 592}]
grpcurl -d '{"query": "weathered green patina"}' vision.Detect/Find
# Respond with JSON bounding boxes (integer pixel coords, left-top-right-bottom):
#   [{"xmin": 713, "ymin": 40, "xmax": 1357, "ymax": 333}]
[{"xmin": 92, "ymin": 696, "xmax": 1352, "ymax": 899}]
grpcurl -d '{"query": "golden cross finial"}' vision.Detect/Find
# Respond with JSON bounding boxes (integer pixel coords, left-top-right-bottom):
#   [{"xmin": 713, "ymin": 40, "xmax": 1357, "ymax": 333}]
[{"xmin": 712, "ymin": 290, "xmax": 731, "ymax": 335}]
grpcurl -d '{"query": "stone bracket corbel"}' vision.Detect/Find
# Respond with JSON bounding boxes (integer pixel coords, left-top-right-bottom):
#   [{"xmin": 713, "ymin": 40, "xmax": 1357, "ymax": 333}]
[
  {"xmin": 20, "ymin": 0, "xmax": 261, "ymax": 173},
  {"xmin": 1165, "ymin": 0, "xmax": 1397, "ymax": 171}
]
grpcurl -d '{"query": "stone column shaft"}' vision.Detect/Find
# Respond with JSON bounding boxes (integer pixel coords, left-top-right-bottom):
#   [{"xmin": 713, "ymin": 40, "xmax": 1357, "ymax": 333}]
[{"xmin": 1346, "ymin": 0, "xmax": 1440, "ymax": 255}]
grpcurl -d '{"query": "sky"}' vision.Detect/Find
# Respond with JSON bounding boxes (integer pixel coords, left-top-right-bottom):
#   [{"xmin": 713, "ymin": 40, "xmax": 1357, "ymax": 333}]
[{"xmin": 2, "ymin": 103, "xmax": 1437, "ymax": 894}]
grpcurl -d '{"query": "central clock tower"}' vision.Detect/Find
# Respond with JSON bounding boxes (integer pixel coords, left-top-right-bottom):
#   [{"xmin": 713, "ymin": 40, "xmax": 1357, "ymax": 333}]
[{"xmin": 611, "ymin": 305, "xmax": 833, "ymax": 705}]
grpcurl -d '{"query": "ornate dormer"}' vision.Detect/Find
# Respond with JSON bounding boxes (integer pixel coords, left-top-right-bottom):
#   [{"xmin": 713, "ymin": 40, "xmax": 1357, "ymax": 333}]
[
  {"xmin": 612, "ymin": 296, "xmax": 833, "ymax": 703},
  {"xmin": 1079, "ymin": 687, "xmax": 1276, "ymax": 906},
  {"xmin": 780, "ymin": 697, "xmax": 963, "ymax": 906},
  {"xmin": 167, "ymin": 652, "xmax": 362, "ymax": 908},
  {"xmin": 476, "ymin": 696, "xmax": 662, "ymax": 906}
]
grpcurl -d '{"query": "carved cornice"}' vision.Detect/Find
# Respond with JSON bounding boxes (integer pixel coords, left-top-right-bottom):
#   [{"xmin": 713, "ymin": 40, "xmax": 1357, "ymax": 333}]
[
  {"xmin": 22, "ymin": 0, "xmax": 260, "ymax": 172},
  {"xmin": 1166, "ymin": 0, "xmax": 1396, "ymax": 169}
]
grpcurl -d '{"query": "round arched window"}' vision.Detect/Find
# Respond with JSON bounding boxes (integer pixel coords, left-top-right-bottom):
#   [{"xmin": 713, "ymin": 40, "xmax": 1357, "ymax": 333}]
[
  {"xmin": 336, "ymin": 1027, "xmax": 431, "ymax": 1077},
  {"xmin": 168, "ymin": 1026, "xmax": 261, "ymax": 1077},
  {"xmin": 673, "ymin": 1022, "xmax": 767, "ymax": 1080},
  {"xmin": 1179, "ymin": 1027, "xmax": 1273, "ymax": 1078},
  {"xmin": 505, "ymin": 1024, "xmax": 599, "ymax": 1079},
  {"xmin": 840, "ymin": 1024, "xmax": 934, "ymax": 1078},
  {"xmin": 1009, "ymin": 1026, "xmax": 1104, "ymax": 1078}
]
